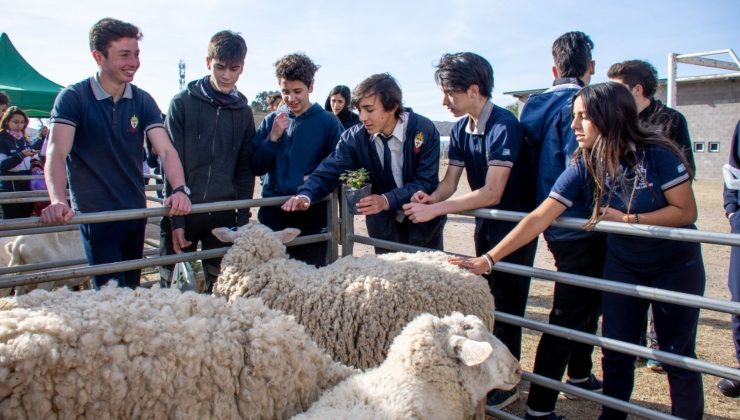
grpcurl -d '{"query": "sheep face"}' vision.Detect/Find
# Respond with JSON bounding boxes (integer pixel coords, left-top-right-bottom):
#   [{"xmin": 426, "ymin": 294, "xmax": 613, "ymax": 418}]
[{"xmin": 444, "ymin": 313, "xmax": 521, "ymax": 393}]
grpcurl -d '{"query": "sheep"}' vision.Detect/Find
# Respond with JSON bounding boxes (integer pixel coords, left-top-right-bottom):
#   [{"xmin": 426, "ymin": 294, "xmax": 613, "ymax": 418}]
[
  {"xmin": 293, "ymin": 312, "xmax": 521, "ymax": 420},
  {"xmin": 1, "ymin": 230, "xmax": 90, "ymax": 296},
  {"xmin": 0, "ymin": 285, "xmax": 353, "ymax": 419},
  {"xmin": 211, "ymin": 223, "xmax": 496, "ymax": 370}
]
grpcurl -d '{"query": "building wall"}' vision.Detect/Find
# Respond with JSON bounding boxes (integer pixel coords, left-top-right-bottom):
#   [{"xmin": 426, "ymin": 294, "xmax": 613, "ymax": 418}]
[{"xmin": 655, "ymin": 77, "xmax": 739, "ymax": 180}]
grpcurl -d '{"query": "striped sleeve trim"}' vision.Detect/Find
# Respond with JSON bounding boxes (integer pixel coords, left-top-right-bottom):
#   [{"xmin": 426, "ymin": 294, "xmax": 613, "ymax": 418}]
[
  {"xmin": 661, "ymin": 173, "xmax": 690, "ymax": 191},
  {"xmin": 488, "ymin": 160, "xmax": 513, "ymax": 168},
  {"xmin": 49, "ymin": 118, "xmax": 77, "ymax": 127},
  {"xmin": 449, "ymin": 159, "xmax": 465, "ymax": 167},
  {"xmin": 548, "ymin": 191, "xmax": 573, "ymax": 208},
  {"xmin": 144, "ymin": 123, "xmax": 166, "ymax": 133}
]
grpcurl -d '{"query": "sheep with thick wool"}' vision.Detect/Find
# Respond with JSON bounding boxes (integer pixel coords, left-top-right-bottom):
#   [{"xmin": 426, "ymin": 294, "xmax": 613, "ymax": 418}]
[
  {"xmin": 0, "ymin": 285, "xmax": 353, "ymax": 419},
  {"xmin": 293, "ymin": 312, "xmax": 521, "ymax": 420},
  {"xmin": 212, "ymin": 223, "xmax": 496, "ymax": 370}
]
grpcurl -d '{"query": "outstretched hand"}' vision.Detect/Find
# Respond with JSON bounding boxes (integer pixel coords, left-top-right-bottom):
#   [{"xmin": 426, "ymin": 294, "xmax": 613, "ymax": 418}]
[
  {"xmin": 448, "ymin": 255, "xmax": 490, "ymax": 276},
  {"xmin": 282, "ymin": 196, "xmax": 310, "ymax": 212}
]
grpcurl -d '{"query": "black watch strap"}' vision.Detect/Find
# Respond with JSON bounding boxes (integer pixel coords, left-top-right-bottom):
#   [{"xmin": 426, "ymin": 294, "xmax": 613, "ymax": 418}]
[{"xmin": 172, "ymin": 185, "xmax": 190, "ymax": 196}]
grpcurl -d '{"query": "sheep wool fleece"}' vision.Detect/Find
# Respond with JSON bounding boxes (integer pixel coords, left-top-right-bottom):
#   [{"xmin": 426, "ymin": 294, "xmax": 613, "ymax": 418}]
[
  {"xmin": 292, "ymin": 312, "xmax": 521, "ymax": 420},
  {"xmin": 213, "ymin": 224, "xmax": 496, "ymax": 370},
  {"xmin": 0, "ymin": 286, "xmax": 353, "ymax": 419}
]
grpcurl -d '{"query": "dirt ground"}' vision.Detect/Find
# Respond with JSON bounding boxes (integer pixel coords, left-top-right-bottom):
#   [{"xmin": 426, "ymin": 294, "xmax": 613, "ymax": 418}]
[{"xmin": 348, "ymin": 164, "xmax": 736, "ymax": 419}]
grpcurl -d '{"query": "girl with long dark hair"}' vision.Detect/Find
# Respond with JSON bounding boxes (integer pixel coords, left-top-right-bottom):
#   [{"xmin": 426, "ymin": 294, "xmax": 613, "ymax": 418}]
[
  {"xmin": 450, "ymin": 82, "xmax": 705, "ymax": 419},
  {"xmin": 324, "ymin": 85, "xmax": 360, "ymax": 130}
]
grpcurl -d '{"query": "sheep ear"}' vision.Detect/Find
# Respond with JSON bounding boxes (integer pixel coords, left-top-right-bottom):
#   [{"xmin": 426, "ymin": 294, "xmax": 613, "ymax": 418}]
[
  {"xmin": 450, "ymin": 335, "xmax": 493, "ymax": 367},
  {"xmin": 212, "ymin": 227, "xmax": 238, "ymax": 243},
  {"xmin": 276, "ymin": 228, "xmax": 301, "ymax": 244}
]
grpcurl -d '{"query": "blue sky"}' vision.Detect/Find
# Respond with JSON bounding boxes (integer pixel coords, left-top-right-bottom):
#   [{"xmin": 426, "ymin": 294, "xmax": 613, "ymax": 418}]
[{"xmin": 4, "ymin": 0, "xmax": 739, "ymax": 122}]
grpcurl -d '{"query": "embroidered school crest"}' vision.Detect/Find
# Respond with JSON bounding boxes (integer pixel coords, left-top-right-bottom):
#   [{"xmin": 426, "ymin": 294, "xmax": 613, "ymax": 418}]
[
  {"xmin": 413, "ymin": 132, "xmax": 424, "ymax": 153},
  {"xmin": 130, "ymin": 115, "xmax": 139, "ymax": 129}
]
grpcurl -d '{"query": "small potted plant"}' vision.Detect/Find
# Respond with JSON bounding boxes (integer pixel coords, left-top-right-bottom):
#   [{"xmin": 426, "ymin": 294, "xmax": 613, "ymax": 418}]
[{"xmin": 340, "ymin": 168, "xmax": 371, "ymax": 215}]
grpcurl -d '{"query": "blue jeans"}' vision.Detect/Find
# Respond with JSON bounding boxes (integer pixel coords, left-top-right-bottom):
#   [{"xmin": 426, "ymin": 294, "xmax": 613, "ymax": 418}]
[
  {"xmin": 79, "ymin": 219, "xmax": 147, "ymax": 289},
  {"xmin": 600, "ymin": 242, "xmax": 705, "ymax": 420}
]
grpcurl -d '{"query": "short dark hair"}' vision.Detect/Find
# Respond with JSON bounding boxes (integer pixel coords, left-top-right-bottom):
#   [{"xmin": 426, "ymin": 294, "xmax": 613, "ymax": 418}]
[
  {"xmin": 208, "ymin": 30, "xmax": 247, "ymax": 65},
  {"xmin": 434, "ymin": 52, "xmax": 494, "ymax": 98},
  {"xmin": 607, "ymin": 60, "xmax": 658, "ymax": 98},
  {"xmin": 0, "ymin": 91, "xmax": 9, "ymax": 106},
  {"xmin": 0, "ymin": 106, "xmax": 29, "ymax": 131},
  {"xmin": 274, "ymin": 53, "xmax": 319, "ymax": 88},
  {"xmin": 89, "ymin": 18, "xmax": 142, "ymax": 57},
  {"xmin": 268, "ymin": 93, "xmax": 283, "ymax": 107},
  {"xmin": 351, "ymin": 73, "xmax": 403, "ymax": 119},
  {"xmin": 552, "ymin": 31, "xmax": 594, "ymax": 78}
]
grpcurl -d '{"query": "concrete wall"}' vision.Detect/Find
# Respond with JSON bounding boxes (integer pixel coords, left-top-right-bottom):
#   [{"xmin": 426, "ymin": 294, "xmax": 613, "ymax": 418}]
[{"xmin": 655, "ymin": 77, "xmax": 739, "ymax": 180}]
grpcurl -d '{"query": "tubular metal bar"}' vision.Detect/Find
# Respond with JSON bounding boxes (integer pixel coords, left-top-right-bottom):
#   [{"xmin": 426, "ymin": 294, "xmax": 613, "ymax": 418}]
[
  {"xmin": 495, "ymin": 312, "xmax": 740, "ymax": 382},
  {"xmin": 518, "ymin": 372, "xmax": 680, "ymax": 420},
  {"xmin": 0, "ymin": 196, "xmax": 290, "ymax": 231},
  {"xmin": 0, "ymin": 184, "xmax": 162, "ymax": 199},
  {"xmin": 0, "ymin": 216, "xmax": 164, "ymax": 238},
  {"xmin": 493, "ymin": 261, "xmax": 740, "ymax": 316},
  {"xmin": 0, "ymin": 174, "xmax": 44, "ymax": 181},
  {"xmin": 484, "ymin": 407, "xmax": 520, "ymax": 420},
  {"xmin": 0, "ymin": 232, "xmax": 327, "ymax": 288},
  {"xmin": 462, "ymin": 209, "xmax": 740, "ymax": 247},
  {"xmin": 0, "ymin": 249, "xmax": 160, "ymax": 276},
  {"xmin": 346, "ymin": 232, "xmax": 740, "ymax": 316}
]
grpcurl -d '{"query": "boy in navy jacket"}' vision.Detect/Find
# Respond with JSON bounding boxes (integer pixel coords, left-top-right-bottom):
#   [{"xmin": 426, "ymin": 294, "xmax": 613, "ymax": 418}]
[{"xmin": 282, "ymin": 73, "xmax": 445, "ymax": 253}]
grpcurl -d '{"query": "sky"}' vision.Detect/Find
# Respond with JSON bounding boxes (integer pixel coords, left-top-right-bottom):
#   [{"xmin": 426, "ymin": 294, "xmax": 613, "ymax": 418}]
[{"xmin": 3, "ymin": 0, "xmax": 739, "ymax": 123}]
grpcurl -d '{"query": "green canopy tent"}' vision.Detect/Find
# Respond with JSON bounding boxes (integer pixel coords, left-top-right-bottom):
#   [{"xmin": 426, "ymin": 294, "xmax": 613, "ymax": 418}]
[{"xmin": 0, "ymin": 32, "xmax": 63, "ymax": 117}]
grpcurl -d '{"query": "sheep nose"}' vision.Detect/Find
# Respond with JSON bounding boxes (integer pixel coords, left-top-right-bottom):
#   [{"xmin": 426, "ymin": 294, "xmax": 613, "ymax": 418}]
[{"xmin": 515, "ymin": 366, "xmax": 522, "ymax": 375}]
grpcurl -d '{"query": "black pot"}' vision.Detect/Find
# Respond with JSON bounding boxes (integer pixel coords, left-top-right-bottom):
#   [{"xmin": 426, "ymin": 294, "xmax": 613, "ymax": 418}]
[{"xmin": 343, "ymin": 184, "xmax": 372, "ymax": 215}]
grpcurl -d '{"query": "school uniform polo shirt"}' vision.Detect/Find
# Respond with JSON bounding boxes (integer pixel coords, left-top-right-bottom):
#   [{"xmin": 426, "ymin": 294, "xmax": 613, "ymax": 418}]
[
  {"xmin": 550, "ymin": 144, "xmax": 693, "ymax": 265},
  {"xmin": 50, "ymin": 76, "xmax": 164, "ymax": 212}
]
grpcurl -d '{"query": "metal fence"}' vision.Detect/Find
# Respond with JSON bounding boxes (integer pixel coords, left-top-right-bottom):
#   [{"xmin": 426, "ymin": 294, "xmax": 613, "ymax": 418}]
[{"xmin": 1, "ymin": 188, "xmax": 738, "ymax": 419}]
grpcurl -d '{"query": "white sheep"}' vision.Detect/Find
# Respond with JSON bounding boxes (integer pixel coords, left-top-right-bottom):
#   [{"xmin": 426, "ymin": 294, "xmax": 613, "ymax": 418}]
[
  {"xmin": 293, "ymin": 312, "xmax": 521, "ymax": 420},
  {"xmin": 0, "ymin": 285, "xmax": 353, "ymax": 419},
  {"xmin": 212, "ymin": 223, "xmax": 496, "ymax": 370},
  {"xmin": 1, "ymin": 230, "xmax": 90, "ymax": 296}
]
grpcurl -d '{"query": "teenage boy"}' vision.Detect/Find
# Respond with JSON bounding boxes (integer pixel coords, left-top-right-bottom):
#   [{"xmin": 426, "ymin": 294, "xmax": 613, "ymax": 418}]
[
  {"xmin": 282, "ymin": 73, "xmax": 445, "ymax": 252},
  {"xmin": 402, "ymin": 52, "xmax": 536, "ymax": 410},
  {"xmin": 518, "ymin": 31, "xmax": 604, "ymax": 420},
  {"xmin": 608, "ymin": 59, "xmax": 696, "ymax": 174},
  {"xmin": 41, "ymin": 18, "xmax": 191, "ymax": 289},
  {"xmin": 161, "ymin": 30, "xmax": 255, "ymax": 293},
  {"xmin": 251, "ymin": 53, "xmax": 343, "ymax": 267}
]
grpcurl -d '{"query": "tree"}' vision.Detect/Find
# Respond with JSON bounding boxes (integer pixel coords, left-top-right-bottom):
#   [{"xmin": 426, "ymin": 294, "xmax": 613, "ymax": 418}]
[
  {"xmin": 251, "ymin": 90, "xmax": 280, "ymax": 113},
  {"xmin": 505, "ymin": 101, "xmax": 520, "ymax": 119}
]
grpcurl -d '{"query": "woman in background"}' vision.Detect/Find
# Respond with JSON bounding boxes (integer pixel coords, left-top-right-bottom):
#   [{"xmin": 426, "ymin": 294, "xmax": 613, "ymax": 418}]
[
  {"xmin": 450, "ymin": 82, "xmax": 705, "ymax": 420},
  {"xmin": 0, "ymin": 106, "xmax": 36, "ymax": 219},
  {"xmin": 324, "ymin": 85, "xmax": 360, "ymax": 130}
]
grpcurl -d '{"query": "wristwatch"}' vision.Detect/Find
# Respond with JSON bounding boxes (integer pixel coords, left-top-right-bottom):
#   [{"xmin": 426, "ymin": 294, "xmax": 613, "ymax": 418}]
[{"xmin": 172, "ymin": 185, "xmax": 191, "ymax": 196}]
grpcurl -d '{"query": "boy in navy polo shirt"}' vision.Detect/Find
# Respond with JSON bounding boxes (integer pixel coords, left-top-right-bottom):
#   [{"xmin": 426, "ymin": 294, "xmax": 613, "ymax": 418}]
[
  {"xmin": 282, "ymin": 73, "xmax": 446, "ymax": 253},
  {"xmin": 402, "ymin": 52, "xmax": 536, "ymax": 410},
  {"xmin": 41, "ymin": 18, "xmax": 190, "ymax": 289}
]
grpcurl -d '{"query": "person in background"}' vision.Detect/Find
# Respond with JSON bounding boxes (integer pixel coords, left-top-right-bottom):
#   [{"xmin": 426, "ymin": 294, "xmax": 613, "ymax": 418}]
[
  {"xmin": 251, "ymin": 52, "xmax": 342, "ymax": 267},
  {"xmin": 267, "ymin": 92, "xmax": 283, "ymax": 112},
  {"xmin": 451, "ymin": 82, "xmax": 705, "ymax": 420},
  {"xmin": 41, "ymin": 17, "xmax": 191, "ymax": 289},
  {"xmin": 402, "ymin": 52, "xmax": 536, "ymax": 410},
  {"xmin": 324, "ymin": 84, "xmax": 360, "ymax": 130},
  {"xmin": 283, "ymin": 73, "xmax": 446, "ymax": 254},
  {"xmin": 0, "ymin": 106, "xmax": 36, "ymax": 219},
  {"xmin": 0, "ymin": 91, "xmax": 9, "ymax": 118},
  {"xmin": 718, "ymin": 119, "xmax": 740, "ymax": 398},
  {"xmin": 161, "ymin": 30, "xmax": 255, "ymax": 293},
  {"xmin": 30, "ymin": 125, "xmax": 48, "ymax": 151}
]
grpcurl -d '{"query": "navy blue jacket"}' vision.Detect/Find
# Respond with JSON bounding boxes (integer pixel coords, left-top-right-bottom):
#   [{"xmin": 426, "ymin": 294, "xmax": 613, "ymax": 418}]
[
  {"xmin": 724, "ymin": 120, "xmax": 740, "ymax": 216},
  {"xmin": 252, "ymin": 103, "xmax": 342, "ymax": 198},
  {"xmin": 521, "ymin": 80, "xmax": 593, "ymax": 242},
  {"xmin": 298, "ymin": 110, "xmax": 444, "ymax": 246}
]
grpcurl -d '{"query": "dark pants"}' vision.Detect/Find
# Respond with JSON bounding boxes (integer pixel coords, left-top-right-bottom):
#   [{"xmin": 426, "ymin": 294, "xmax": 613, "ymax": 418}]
[
  {"xmin": 160, "ymin": 211, "xmax": 237, "ymax": 293},
  {"xmin": 1, "ymin": 202, "xmax": 34, "ymax": 219},
  {"xmin": 258, "ymin": 202, "xmax": 329, "ymax": 267},
  {"xmin": 600, "ymin": 243, "xmax": 705, "ymax": 420},
  {"xmin": 475, "ymin": 219, "xmax": 537, "ymax": 360},
  {"xmin": 366, "ymin": 212, "xmax": 446, "ymax": 254},
  {"xmin": 79, "ymin": 219, "xmax": 147, "ymax": 289},
  {"xmin": 729, "ymin": 214, "xmax": 740, "ymax": 365},
  {"xmin": 527, "ymin": 235, "xmax": 606, "ymax": 413}
]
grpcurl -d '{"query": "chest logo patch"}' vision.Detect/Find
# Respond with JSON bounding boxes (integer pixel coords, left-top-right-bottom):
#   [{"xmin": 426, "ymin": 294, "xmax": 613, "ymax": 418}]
[
  {"xmin": 130, "ymin": 115, "xmax": 139, "ymax": 129},
  {"xmin": 413, "ymin": 132, "xmax": 424, "ymax": 153}
]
